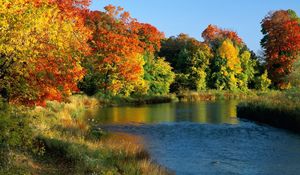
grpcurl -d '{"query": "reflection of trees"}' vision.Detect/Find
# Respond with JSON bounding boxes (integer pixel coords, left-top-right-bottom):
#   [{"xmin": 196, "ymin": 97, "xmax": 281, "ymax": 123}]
[
  {"xmin": 96, "ymin": 104, "xmax": 177, "ymax": 124},
  {"xmin": 195, "ymin": 100, "xmax": 239, "ymax": 124},
  {"xmin": 96, "ymin": 101, "xmax": 239, "ymax": 124},
  {"xmin": 194, "ymin": 102, "xmax": 208, "ymax": 123}
]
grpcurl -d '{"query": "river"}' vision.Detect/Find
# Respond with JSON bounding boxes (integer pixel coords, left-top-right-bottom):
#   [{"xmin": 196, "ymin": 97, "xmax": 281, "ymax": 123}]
[{"xmin": 96, "ymin": 101, "xmax": 300, "ymax": 175}]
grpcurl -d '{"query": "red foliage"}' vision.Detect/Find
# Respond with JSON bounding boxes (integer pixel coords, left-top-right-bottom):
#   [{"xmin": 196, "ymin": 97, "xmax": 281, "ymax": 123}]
[
  {"xmin": 23, "ymin": 0, "xmax": 90, "ymax": 106},
  {"xmin": 202, "ymin": 24, "xmax": 243, "ymax": 46},
  {"xmin": 133, "ymin": 22, "xmax": 165, "ymax": 52},
  {"xmin": 261, "ymin": 10, "xmax": 300, "ymax": 88},
  {"xmin": 85, "ymin": 9, "xmax": 143, "ymax": 93},
  {"xmin": 85, "ymin": 5, "xmax": 163, "ymax": 94},
  {"xmin": 29, "ymin": 58, "xmax": 85, "ymax": 106}
]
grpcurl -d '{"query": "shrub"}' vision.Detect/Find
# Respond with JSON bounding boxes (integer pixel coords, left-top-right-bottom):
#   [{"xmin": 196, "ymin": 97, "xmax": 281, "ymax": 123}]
[
  {"xmin": 254, "ymin": 70, "xmax": 271, "ymax": 91},
  {"xmin": 0, "ymin": 99, "xmax": 36, "ymax": 168}
]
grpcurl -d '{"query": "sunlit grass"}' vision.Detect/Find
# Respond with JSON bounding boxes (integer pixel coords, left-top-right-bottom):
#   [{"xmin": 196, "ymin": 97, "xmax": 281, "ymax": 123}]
[
  {"xmin": 177, "ymin": 90, "xmax": 262, "ymax": 101},
  {"xmin": 24, "ymin": 95, "xmax": 169, "ymax": 174}
]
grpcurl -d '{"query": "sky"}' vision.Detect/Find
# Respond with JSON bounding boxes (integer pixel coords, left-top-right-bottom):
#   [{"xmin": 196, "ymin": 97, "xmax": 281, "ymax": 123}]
[{"xmin": 90, "ymin": 0, "xmax": 300, "ymax": 53}]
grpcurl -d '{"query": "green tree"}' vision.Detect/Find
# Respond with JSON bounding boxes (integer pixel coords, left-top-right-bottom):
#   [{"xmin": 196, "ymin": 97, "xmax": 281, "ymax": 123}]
[
  {"xmin": 159, "ymin": 34, "xmax": 212, "ymax": 92},
  {"xmin": 143, "ymin": 53, "xmax": 175, "ymax": 95}
]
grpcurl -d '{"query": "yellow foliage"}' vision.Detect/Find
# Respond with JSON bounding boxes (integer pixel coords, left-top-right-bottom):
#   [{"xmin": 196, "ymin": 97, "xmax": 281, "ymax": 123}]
[
  {"xmin": 0, "ymin": 0, "xmax": 91, "ymax": 104},
  {"xmin": 240, "ymin": 50, "xmax": 251, "ymax": 63},
  {"xmin": 218, "ymin": 40, "xmax": 242, "ymax": 73}
]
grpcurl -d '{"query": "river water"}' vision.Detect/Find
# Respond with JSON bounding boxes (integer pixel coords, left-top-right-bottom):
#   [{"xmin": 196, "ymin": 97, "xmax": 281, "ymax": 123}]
[{"xmin": 96, "ymin": 101, "xmax": 300, "ymax": 175}]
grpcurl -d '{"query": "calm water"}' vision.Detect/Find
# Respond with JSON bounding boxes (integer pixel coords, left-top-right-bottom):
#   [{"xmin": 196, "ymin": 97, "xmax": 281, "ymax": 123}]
[{"xmin": 97, "ymin": 101, "xmax": 300, "ymax": 175}]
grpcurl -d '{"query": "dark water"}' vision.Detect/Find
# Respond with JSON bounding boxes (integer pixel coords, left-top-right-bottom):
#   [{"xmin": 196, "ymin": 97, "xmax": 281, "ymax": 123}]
[{"xmin": 97, "ymin": 101, "xmax": 300, "ymax": 175}]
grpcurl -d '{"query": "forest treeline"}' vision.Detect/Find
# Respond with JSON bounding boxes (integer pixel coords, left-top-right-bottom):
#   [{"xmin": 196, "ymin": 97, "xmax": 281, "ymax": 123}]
[{"xmin": 1, "ymin": 0, "xmax": 300, "ymax": 106}]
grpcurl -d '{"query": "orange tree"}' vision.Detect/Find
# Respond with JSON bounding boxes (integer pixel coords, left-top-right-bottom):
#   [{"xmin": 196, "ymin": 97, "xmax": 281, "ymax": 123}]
[
  {"xmin": 0, "ymin": 0, "xmax": 90, "ymax": 106},
  {"xmin": 261, "ymin": 9, "xmax": 300, "ymax": 89},
  {"xmin": 80, "ymin": 5, "xmax": 166, "ymax": 96},
  {"xmin": 202, "ymin": 25, "xmax": 257, "ymax": 90}
]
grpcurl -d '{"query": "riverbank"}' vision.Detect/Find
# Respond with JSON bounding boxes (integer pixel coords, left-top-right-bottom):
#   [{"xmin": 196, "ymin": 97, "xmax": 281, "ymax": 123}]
[
  {"xmin": 237, "ymin": 90, "xmax": 300, "ymax": 133},
  {"xmin": 2, "ymin": 90, "xmax": 299, "ymax": 174},
  {"xmin": 0, "ymin": 96, "xmax": 169, "ymax": 174}
]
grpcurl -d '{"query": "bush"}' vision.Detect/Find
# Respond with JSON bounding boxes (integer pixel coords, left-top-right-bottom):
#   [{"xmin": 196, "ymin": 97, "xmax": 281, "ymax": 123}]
[
  {"xmin": 254, "ymin": 70, "xmax": 271, "ymax": 91},
  {"xmin": 0, "ymin": 99, "xmax": 36, "ymax": 168},
  {"xmin": 287, "ymin": 59, "xmax": 300, "ymax": 89}
]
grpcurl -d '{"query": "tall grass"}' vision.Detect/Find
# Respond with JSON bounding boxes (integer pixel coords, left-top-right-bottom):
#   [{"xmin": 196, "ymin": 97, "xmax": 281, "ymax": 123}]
[
  {"xmin": 237, "ymin": 90, "xmax": 300, "ymax": 133},
  {"xmin": 177, "ymin": 90, "xmax": 261, "ymax": 102}
]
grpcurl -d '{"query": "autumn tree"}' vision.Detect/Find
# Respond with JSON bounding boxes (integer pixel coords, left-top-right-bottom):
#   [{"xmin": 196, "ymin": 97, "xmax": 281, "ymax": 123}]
[
  {"xmin": 202, "ymin": 25, "xmax": 257, "ymax": 90},
  {"xmin": 134, "ymin": 22, "xmax": 164, "ymax": 53},
  {"xmin": 202, "ymin": 24, "xmax": 243, "ymax": 49},
  {"xmin": 261, "ymin": 9, "xmax": 300, "ymax": 89},
  {"xmin": 82, "ymin": 9, "xmax": 143, "ymax": 96},
  {"xmin": 0, "ymin": 0, "xmax": 90, "ymax": 105},
  {"xmin": 80, "ymin": 5, "xmax": 165, "ymax": 96}
]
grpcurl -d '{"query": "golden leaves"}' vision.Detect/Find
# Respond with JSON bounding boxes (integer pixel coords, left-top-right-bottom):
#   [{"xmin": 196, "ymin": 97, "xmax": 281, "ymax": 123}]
[{"xmin": 218, "ymin": 40, "xmax": 241, "ymax": 73}]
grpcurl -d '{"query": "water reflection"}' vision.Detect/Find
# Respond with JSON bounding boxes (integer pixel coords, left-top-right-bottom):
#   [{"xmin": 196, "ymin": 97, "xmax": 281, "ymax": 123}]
[{"xmin": 96, "ymin": 100, "xmax": 239, "ymax": 124}]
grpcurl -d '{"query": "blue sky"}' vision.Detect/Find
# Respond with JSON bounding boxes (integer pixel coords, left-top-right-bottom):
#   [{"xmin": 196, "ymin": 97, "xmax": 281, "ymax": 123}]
[{"xmin": 90, "ymin": 0, "xmax": 300, "ymax": 52}]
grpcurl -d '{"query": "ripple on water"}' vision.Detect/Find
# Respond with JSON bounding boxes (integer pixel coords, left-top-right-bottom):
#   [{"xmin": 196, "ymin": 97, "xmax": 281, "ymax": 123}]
[{"xmin": 101, "ymin": 121, "xmax": 300, "ymax": 175}]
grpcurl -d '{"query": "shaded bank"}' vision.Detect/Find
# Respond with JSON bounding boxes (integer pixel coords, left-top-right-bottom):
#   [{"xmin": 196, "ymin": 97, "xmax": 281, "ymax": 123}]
[
  {"xmin": 237, "ymin": 90, "xmax": 300, "ymax": 133},
  {"xmin": 237, "ymin": 103, "xmax": 300, "ymax": 133}
]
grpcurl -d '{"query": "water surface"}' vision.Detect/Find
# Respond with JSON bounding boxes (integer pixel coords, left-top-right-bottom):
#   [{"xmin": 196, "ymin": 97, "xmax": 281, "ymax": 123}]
[
  {"xmin": 97, "ymin": 101, "xmax": 239, "ymax": 124},
  {"xmin": 97, "ymin": 101, "xmax": 300, "ymax": 175}
]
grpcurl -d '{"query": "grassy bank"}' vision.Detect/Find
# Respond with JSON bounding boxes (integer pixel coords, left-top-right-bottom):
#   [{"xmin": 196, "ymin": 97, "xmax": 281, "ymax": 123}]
[
  {"xmin": 177, "ymin": 90, "xmax": 262, "ymax": 102},
  {"xmin": 237, "ymin": 90, "xmax": 300, "ymax": 133},
  {"xmin": 0, "ymin": 95, "xmax": 169, "ymax": 175}
]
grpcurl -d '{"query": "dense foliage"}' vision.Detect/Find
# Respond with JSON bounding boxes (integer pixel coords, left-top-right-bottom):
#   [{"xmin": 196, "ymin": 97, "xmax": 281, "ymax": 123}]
[
  {"xmin": 0, "ymin": 0, "xmax": 90, "ymax": 106},
  {"xmin": 261, "ymin": 9, "xmax": 300, "ymax": 89},
  {"xmin": 159, "ymin": 26, "xmax": 261, "ymax": 92},
  {"xmin": 143, "ymin": 53, "xmax": 175, "ymax": 95},
  {"xmin": 1, "ymin": 0, "xmax": 299, "ymax": 105},
  {"xmin": 79, "ymin": 6, "xmax": 172, "ymax": 97}
]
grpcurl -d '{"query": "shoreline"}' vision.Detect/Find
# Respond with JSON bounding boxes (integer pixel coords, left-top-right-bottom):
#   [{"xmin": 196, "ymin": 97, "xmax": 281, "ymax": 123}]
[{"xmin": 237, "ymin": 103, "xmax": 300, "ymax": 133}]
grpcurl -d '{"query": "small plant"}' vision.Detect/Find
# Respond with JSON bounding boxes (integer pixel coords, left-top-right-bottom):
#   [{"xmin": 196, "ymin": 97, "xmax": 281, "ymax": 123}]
[{"xmin": 254, "ymin": 70, "xmax": 271, "ymax": 91}]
